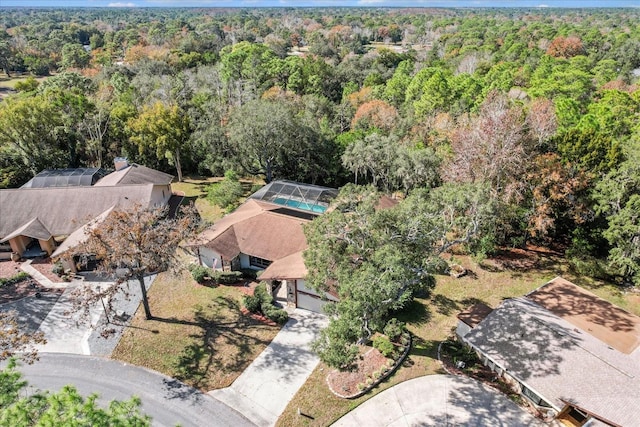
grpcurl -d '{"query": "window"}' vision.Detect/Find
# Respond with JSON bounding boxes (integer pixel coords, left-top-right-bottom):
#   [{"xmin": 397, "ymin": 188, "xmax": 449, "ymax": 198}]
[
  {"xmin": 249, "ymin": 256, "xmax": 271, "ymax": 269},
  {"xmin": 567, "ymin": 407, "xmax": 588, "ymax": 423},
  {"xmin": 521, "ymin": 385, "xmax": 552, "ymax": 408}
]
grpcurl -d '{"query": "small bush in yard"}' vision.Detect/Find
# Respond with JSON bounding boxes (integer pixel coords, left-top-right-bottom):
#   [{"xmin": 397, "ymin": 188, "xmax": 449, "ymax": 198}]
[
  {"xmin": 264, "ymin": 307, "xmax": 288, "ymax": 324},
  {"xmin": 243, "ymin": 295, "xmax": 261, "ymax": 312},
  {"xmin": 191, "ymin": 265, "xmax": 210, "ymax": 283},
  {"xmin": 239, "ymin": 268, "xmax": 261, "ymax": 280},
  {"xmin": 242, "ymin": 282, "xmax": 288, "ymax": 323},
  {"xmin": 254, "ymin": 283, "xmax": 273, "ymax": 304},
  {"xmin": 207, "ymin": 170, "xmax": 244, "ymax": 212},
  {"xmin": 372, "ymin": 336, "xmax": 396, "ymax": 358},
  {"xmin": 212, "ymin": 270, "xmax": 242, "ymax": 284},
  {"xmin": 52, "ymin": 262, "xmax": 64, "ymax": 276},
  {"xmin": 383, "ymin": 318, "xmax": 405, "ymax": 342}
]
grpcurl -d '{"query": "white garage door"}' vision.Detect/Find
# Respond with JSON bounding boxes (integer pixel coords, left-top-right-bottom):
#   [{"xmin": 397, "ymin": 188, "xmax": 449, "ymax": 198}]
[{"xmin": 296, "ymin": 292, "xmax": 330, "ymax": 314}]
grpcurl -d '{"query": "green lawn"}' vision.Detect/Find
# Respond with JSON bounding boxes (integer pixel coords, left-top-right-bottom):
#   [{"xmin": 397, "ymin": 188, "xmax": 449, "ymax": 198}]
[
  {"xmin": 276, "ymin": 249, "xmax": 640, "ymax": 426},
  {"xmin": 172, "ymin": 176, "xmax": 262, "ymax": 223},
  {"xmin": 111, "ymin": 271, "xmax": 281, "ymax": 391},
  {"xmin": 0, "ymin": 74, "xmax": 48, "ymax": 94}
]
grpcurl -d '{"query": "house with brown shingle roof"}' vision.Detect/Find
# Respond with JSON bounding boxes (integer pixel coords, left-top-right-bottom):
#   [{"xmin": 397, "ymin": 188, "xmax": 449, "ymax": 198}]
[
  {"xmin": 458, "ymin": 277, "xmax": 640, "ymax": 427},
  {"xmin": 0, "ymin": 159, "xmax": 173, "ymax": 260},
  {"xmin": 189, "ymin": 180, "xmax": 340, "ymax": 313}
]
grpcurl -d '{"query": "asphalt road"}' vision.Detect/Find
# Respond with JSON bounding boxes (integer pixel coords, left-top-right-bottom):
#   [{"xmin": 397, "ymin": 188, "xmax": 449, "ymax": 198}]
[{"xmin": 10, "ymin": 353, "xmax": 256, "ymax": 427}]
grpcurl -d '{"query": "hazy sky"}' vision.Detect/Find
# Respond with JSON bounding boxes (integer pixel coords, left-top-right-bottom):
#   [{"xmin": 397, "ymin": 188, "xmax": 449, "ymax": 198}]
[{"xmin": 1, "ymin": 0, "xmax": 639, "ymax": 8}]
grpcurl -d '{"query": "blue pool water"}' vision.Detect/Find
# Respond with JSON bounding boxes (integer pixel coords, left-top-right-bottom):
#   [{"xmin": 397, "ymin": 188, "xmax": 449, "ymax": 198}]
[{"xmin": 273, "ymin": 197, "xmax": 327, "ymax": 213}]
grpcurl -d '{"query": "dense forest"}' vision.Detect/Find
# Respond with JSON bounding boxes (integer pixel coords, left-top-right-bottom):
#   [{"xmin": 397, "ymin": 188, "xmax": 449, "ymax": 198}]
[{"xmin": 0, "ymin": 7, "xmax": 639, "ymax": 293}]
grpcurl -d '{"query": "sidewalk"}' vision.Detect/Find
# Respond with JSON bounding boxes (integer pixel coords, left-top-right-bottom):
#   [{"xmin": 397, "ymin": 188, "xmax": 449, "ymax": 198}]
[{"xmin": 210, "ymin": 309, "xmax": 328, "ymax": 427}]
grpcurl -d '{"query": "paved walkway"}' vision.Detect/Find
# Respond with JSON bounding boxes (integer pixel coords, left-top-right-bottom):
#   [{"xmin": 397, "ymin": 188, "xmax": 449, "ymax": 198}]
[
  {"xmin": 210, "ymin": 309, "xmax": 328, "ymax": 427},
  {"xmin": 332, "ymin": 375, "xmax": 543, "ymax": 427}
]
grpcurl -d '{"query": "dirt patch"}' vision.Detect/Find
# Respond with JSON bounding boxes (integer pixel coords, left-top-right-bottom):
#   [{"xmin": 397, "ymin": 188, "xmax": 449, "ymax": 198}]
[
  {"xmin": 327, "ymin": 347, "xmax": 390, "ymax": 397},
  {"xmin": 489, "ymin": 244, "xmax": 563, "ymax": 272},
  {"xmin": 0, "ymin": 276, "xmax": 63, "ymax": 304},
  {"xmin": 0, "ymin": 260, "xmax": 23, "ymax": 279},
  {"xmin": 30, "ymin": 259, "xmax": 64, "ymax": 283}
]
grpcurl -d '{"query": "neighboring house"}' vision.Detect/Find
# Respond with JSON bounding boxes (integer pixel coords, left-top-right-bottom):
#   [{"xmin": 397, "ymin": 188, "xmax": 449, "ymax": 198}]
[
  {"xmin": 457, "ymin": 277, "xmax": 640, "ymax": 427},
  {"xmin": 0, "ymin": 158, "xmax": 173, "ymax": 262},
  {"xmin": 189, "ymin": 180, "xmax": 339, "ymax": 313}
]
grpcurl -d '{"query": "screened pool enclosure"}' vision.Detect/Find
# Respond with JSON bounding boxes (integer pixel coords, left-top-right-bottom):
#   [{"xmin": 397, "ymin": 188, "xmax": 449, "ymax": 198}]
[{"xmin": 249, "ymin": 180, "xmax": 338, "ymax": 214}]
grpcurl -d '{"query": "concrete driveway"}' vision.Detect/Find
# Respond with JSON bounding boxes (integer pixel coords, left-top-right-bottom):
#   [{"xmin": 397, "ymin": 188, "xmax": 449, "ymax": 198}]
[
  {"xmin": 34, "ymin": 275, "xmax": 156, "ymax": 356},
  {"xmin": 210, "ymin": 309, "xmax": 328, "ymax": 427},
  {"xmin": 332, "ymin": 375, "xmax": 543, "ymax": 427},
  {"xmin": 11, "ymin": 353, "xmax": 254, "ymax": 427}
]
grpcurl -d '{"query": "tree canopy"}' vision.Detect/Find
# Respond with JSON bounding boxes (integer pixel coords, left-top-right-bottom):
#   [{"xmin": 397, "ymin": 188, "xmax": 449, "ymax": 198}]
[
  {"xmin": 0, "ymin": 359, "xmax": 151, "ymax": 427},
  {"xmin": 305, "ymin": 183, "xmax": 494, "ymax": 368},
  {"xmin": 0, "ymin": 6, "xmax": 639, "ymax": 286}
]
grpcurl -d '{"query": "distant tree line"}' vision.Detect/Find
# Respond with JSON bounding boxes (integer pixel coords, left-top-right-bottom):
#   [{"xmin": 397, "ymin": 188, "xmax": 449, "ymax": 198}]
[{"xmin": 0, "ymin": 7, "xmax": 638, "ymax": 290}]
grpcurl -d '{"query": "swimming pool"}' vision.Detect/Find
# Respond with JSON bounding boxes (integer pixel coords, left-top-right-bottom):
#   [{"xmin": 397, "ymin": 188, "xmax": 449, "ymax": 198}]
[{"xmin": 273, "ymin": 197, "xmax": 327, "ymax": 213}]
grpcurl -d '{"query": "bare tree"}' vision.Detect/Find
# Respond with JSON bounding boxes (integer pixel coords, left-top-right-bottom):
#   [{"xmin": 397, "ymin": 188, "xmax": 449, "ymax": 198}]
[
  {"xmin": 444, "ymin": 91, "xmax": 531, "ymax": 202},
  {"xmin": 66, "ymin": 204, "xmax": 200, "ymax": 321},
  {"xmin": 526, "ymin": 97, "xmax": 557, "ymax": 147}
]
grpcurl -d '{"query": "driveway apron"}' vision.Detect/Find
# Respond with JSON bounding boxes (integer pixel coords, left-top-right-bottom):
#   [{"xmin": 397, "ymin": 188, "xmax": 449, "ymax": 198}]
[
  {"xmin": 209, "ymin": 309, "xmax": 328, "ymax": 427},
  {"xmin": 332, "ymin": 374, "xmax": 543, "ymax": 427}
]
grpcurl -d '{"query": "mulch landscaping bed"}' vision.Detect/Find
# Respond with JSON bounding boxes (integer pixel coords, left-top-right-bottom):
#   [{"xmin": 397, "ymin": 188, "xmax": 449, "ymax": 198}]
[
  {"xmin": 0, "ymin": 260, "xmax": 23, "ymax": 279},
  {"xmin": 327, "ymin": 347, "xmax": 390, "ymax": 397},
  {"xmin": 30, "ymin": 259, "xmax": 65, "ymax": 283}
]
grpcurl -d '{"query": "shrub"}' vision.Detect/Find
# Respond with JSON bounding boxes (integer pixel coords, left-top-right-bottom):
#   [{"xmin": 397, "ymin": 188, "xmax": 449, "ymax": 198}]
[
  {"xmin": 191, "ymin": 265, "xmax": 210, "ymax": 284},
  {"xmin": 264, "ymin": 306, "xmax": 288, "ymax": 324},
  {"xmin": 52, "ymin": 262, "xmax": 64, "ymax": 276},
  {"xmin": 243, "ymin": 295, "xmax": 261, "ymax": 313},
  {"xmin": 239, "ymin": 268, "xmax": 261, "ymax": 280},
  {"xmin": 0, "ymin": 272, "xmax": 30, "ymax": 287},
  {"xmin": 443, "ymin": 339, "xmax": 479, "ymax": 367},
  {"xmin": 211, "ymin": 270, "xmax": 243, "ymax": 284},
  {"xmin": 372, "ymin": 336, "xmax": 396, "ymax": 358},
  {"xmin": 253, "ymin": 283, "xmax": 273, "ymax": 305},
  {"xmin": 400, "ymin": 333, "xmax": 411, "ymax": 346},
  {"xmin": 383, "ymin": 318, "xmax": 405, "ymax": 342},
  {"xmin": 14, "ymin": 76, "xmax": 40, "ymax": 92},
  {"xmin": 207, "ymin": 170, "xmax": 244, "ymax": 212}
]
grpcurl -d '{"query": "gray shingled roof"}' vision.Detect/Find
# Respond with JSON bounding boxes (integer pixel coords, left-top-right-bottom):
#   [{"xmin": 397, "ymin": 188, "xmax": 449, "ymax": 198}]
[
  {"xmin": 94, "ymin": 164, "xmax": 173, "ymax": 186},
  {"xmin": 463, "ymin": 282, "xmax": 640, "ymax": 427},
  {"xmin": 0, "ymin": 185, "xmax": 156, "ymax": 241},
  {"xmin": 0, "ymin": 218, "xmax": 52, "ymax": 242}
]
